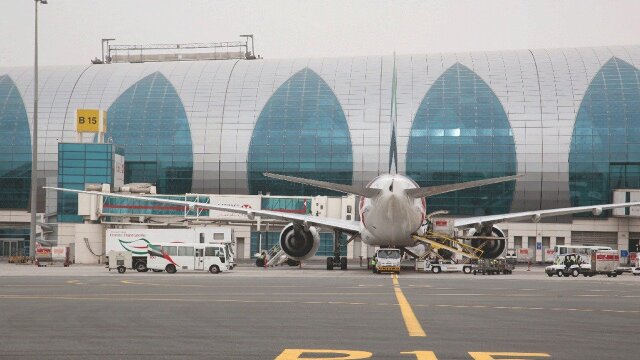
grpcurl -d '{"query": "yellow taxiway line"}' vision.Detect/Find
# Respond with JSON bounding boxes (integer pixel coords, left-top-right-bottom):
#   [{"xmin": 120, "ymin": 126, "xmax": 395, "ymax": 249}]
[{"xmin": 392, "ymin": 273, "xmax": 426, "ymax": 337}]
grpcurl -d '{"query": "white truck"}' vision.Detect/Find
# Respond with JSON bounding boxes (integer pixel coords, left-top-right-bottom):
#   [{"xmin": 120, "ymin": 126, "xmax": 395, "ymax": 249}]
[
  {"xmin": 581, "ymin": 249, "xmax": 620, "ymax": 277},
  {"xmin": 372, "ymin": 248, "xmax": 401, "ymax": 274},
  {"xmin": 633, "ymin": 256, "xmax": 640, "ymax": 276},
  {"xmin": 423, "ymin": 260, "xmax": 474, "ymax": 274},
  {"xmin": 106, "ymin": 227, "xmax": 235, "ymax": 272}
]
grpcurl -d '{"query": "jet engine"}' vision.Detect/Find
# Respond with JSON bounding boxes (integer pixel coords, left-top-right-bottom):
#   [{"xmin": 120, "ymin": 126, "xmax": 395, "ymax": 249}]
[
  {"xmin": 279, "ymin": 223, "xmax": 321, "ymax": 261},
  {"xmin": 468, "ymin": 225, "xmax": 506, "ymax": 259}
]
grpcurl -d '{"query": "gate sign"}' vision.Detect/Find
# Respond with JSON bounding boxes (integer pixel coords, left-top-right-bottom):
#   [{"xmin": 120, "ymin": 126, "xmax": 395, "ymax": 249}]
[
  {"xmin": 620, "ymin": 250, "xmax": 629, "ymax": 257},
  {"xmin": 76, "ymin": 109, "xmax": 107, "ymax": 133}
]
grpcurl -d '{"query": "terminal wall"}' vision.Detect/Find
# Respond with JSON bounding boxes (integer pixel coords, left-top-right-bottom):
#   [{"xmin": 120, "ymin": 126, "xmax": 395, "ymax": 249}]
[{"xmin": 73, "ymin": 224, "xmax": 104, "ymax": 264}]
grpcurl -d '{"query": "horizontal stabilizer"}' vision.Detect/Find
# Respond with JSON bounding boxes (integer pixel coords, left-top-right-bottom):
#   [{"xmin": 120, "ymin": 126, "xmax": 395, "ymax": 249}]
[
  {"xmin": 405, "ymin": 175, "xmax": 521, "ymax": 198},
  {"xmin": 263, "ymin": 173, "xmax": 381, "ymax": 198}
]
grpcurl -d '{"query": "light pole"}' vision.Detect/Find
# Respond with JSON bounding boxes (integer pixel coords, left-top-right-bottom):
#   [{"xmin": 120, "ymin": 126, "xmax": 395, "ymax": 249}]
[
  {"xmin": 101, "ymin": 38, "xmax": 115, "ymax": 63},
  {"xmin": 240, "ymin": 34, "xmax": 254, "ymax": 58},
  {"xmin": 30, "ymin": 0, "xmax": 47, "ymax": 258}
]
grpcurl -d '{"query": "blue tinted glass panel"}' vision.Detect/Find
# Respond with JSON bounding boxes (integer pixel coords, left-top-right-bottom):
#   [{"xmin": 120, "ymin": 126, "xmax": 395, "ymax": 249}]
[
  {"xmin": 406, "ymin": 63, "xmax": 517, "ymax": 215},
  {"xmin": 250, "ymin": 231, "xmax": 346, "ymax": 258},
  {"xmin": 247, "ymin": 68, "xmax": 353, "ymax": 196},
  {"xmin": 105, "ymin": 72, "xmax": 192, "ymax": 194},
  {"xmin": 569, "ymin": 57, "xmax": 640, "ymax": 216},
  {"xmin": 57, "ymin": 143, "xmax": 115, "ymax": 222},
  {"xmin": 0, "ymin": 75, "xmax": 31, "ymax": 209}
]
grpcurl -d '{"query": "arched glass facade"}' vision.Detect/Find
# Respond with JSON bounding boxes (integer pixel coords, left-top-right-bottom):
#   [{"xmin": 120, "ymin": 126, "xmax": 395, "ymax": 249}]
[
  {"xmin": 106, "ymin": 72, "xmax": 193, "ymax": 194},
  {"xmin": 569, "ymin": 57, "xmax": 640, "ymax": 209},
  {"xmin": 247, "ymin": 68, "xmax": 353, "ymax": 196},
  {"xmin": 0, "ymin": 46, "xmax": 639, "ymax": 217},
  {"xmin": 406, "ymin": 63, "xmax": 517, "ymax": 215},
  {"xmin": 0, "ymin": 75, "xmax": 31, "ymax": 209}
]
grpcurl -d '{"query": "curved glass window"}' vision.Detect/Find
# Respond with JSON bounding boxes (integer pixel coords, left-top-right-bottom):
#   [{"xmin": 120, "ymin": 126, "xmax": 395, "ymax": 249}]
[
  {"xmin": 247, "ymin": 68, "xmax": 353, "ymax": 196},
  {"xmin": 0, "ymin": 75, "xmax": 31, "ymax": 209},
  {"xmin": 569, "ymin": 57, "xmax": 640, "ymax": 210},
  {"xmin": 106, "ymin": 72, "xmax": 192, "ymax": 194},
  {"xmin": 406, "ymin": 63, "xmax": 517, "ymax": 215}
]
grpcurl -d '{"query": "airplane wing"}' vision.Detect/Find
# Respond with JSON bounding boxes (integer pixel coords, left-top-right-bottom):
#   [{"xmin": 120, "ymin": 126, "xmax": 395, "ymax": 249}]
[
  {"xmin": 263, "ymin": 173, "xmax": 381, "ymax": 198},
  {"xmin": 405, "ymin": 175, "xmax": 521, "ymax": 198},
  {"xmin": 44, "ymin": 187, "xmax": 361, "ymax": 233},
  {"xmin": 454, "ymin": 201, "xmax": 640, "ymax": 228}
]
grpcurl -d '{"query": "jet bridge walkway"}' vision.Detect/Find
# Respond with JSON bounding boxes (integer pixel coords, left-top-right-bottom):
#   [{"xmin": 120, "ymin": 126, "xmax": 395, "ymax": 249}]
[{"xmin": 412, "ymin": 232, "xmax": 484, "ymax": 260}]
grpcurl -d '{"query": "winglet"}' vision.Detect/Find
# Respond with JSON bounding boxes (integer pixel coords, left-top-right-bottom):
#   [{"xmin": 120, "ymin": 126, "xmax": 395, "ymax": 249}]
[{"xmin": 263, "ymin": 173, "xmax": 381, "ymax": 198}]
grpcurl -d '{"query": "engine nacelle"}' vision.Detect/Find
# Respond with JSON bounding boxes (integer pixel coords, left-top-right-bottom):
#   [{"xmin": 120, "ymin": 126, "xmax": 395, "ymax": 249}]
[
  {"xmin": 468, "ymin": 225, "xmax": 507, "ymax": 259},
  {"xmin": 279, "ymin": 223, "xmax": 321, "ymax": 261}
]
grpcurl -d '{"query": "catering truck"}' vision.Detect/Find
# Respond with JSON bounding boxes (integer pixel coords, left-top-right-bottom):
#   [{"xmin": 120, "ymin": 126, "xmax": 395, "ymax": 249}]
[
  {"xmin": 580, "ymin": 249, "xmax": 620, "ymax": 277},
  {"xmin": 106, "ymin": 227, "xmax": 234, "ymax": 272}
]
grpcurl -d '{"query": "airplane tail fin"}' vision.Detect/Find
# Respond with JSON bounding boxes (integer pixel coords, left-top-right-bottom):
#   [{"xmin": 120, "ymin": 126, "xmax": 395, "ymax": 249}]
[
  {"xmin": 388, "ymin": 53, "xmax": 399, "ymax": 175},
  {"xmin": 404, "ymin": 175, "xmax": 521, "ymax": 198},
  {"xmin": 263, "ymin": 173, "xmax": 381, "ymax": 198}
]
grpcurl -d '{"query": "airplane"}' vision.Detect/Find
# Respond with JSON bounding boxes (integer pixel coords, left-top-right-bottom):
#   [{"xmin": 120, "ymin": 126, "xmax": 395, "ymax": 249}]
[
  {"xmin": 44, "ymin": 55, "xmax": 640, "ymax": 270},
  {"xmin": 46, "ymin": 172, "xmax": 640, "ymax": 271}
]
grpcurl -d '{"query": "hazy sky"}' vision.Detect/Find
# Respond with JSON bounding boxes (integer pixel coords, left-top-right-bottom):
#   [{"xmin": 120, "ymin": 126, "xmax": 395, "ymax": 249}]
[{"xmin": 1, "ymin": 0, "xmax": 639, "ymax": 67}]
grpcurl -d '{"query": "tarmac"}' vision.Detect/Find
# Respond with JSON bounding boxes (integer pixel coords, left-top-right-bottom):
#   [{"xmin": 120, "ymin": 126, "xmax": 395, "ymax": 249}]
[{"xmin": 0, "ymin": 261, "xmax": 638, "ymax": 359}]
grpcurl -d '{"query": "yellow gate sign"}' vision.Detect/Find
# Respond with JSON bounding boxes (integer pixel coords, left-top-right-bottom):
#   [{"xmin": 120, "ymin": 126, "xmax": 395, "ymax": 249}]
[{"xmin": 76, "ymin": 109, "xmax": 107, "ymax": 133}]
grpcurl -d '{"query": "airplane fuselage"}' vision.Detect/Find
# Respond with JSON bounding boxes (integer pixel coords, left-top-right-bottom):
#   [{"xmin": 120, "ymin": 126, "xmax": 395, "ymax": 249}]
[{"xmin": 358, "ymin": 174, "xmax": 425, "ymax": 247}]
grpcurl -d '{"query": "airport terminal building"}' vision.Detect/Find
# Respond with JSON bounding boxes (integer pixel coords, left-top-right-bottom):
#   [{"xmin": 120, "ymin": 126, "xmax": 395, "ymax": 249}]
[{"xmin": 2, "ymin": 45, "xmax": 640, "ymax": 262}]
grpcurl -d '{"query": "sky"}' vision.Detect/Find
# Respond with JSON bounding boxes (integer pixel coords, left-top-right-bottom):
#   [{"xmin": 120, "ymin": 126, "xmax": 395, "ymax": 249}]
[{"xmin": 1, "ymin": 0, "xmax": 639, "ymax": 67}]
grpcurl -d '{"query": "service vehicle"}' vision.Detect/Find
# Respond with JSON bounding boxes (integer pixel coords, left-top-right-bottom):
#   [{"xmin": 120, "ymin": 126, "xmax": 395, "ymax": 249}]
[
  {"xmin": 146, "ymin": 242, "xmax": 231, "ymax": 274},
  {"xmin": 545, "ymin": 253, "xmax": 586, "ymax": 277},
  {"xmin": 106, "ymin": 227, "xmax": 235, "ymax": 272},
  {"xmin": 373, "ymin": 248, "xmax": 401, "ymax": 274},
  {"xmin": 580, "ymin": 249, "xmax": 620, "ymax": 277},
  {"xmin": 549, "ymin": 245, "xmax": 612, "ymax": 263},
  {"xmin": 35, "ymin": 244, "xmax": 72, "ymax": 267},
  {"xmin": 505, "ymin": 248, "xmax": 517, "ymax": 265},
  {"xmin": 424, "ymin": 260, "xmax": 474, "ymax": 274},
  {"xmin": 473, "ymin": 258, "xmax": 514, "ymax": 275},
  {"xmin": 107, "ymin": 250, "xmax": 132, "ymax": 274}
]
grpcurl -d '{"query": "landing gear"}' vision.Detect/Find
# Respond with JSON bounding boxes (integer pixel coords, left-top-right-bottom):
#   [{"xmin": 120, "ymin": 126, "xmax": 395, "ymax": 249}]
[
  {"xmin": 326, "ymin": 230, "xmax": 356, "ymax": 271},
  {"xmin": 340, "ymin": 257, "xmax": 348, "ymax": 270},
  {"xmin": 326, "ymin": 257, "xmax": 334, "ymax": 270}
]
